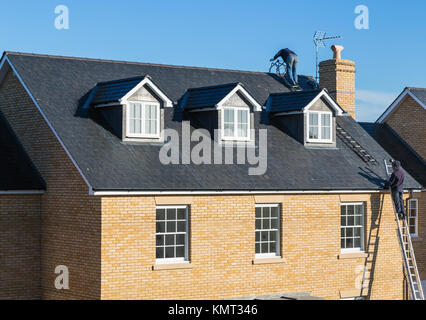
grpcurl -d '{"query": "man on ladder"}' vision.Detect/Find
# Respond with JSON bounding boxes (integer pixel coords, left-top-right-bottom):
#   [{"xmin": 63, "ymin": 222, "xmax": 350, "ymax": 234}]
[{"xmin": 384, "ymin": 160, "xmax": 406, "ymax": 220}]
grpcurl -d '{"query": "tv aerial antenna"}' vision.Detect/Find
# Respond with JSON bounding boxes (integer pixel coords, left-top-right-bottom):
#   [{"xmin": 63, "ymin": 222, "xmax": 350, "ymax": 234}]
[{"xmin": 314, "ymin": 31, "xmax": 341, "ymax": 82}]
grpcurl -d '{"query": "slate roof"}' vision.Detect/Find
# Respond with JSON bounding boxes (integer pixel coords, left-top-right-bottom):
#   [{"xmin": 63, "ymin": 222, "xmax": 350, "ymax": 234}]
[
  {"xmin": 268, "ymin": 90, "xmax": 321, "ymax": 113},
  {"xmin": 2, "ymin": 51, "xmax": 422, "ymax": 191},
  {"xmin": 360, "ymin": 122, "xmax": 426, "ymax": 187},
  {"xmin": 184, "ymin": 83, "xmax": 241, "ymax": 110},
  {"xmin": 0, "ymin": 112, "xmax": 45, "ymax": 191},
  {"xmin": 91, "ymin": 76, "xmax": 146, "ymax": 106},
  {"xmin": 408, "ymin": 87, "xmax": 426, "ymax": 105}
]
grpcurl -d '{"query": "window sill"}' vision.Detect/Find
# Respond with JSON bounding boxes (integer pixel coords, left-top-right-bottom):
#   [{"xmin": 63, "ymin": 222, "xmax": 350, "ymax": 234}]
[
  {"xmin": 411, "ymin": 236, "xmax": 422, "ymax": 242},
  {"xmin": 252, "ymin": 257, "xmax": 286, "ymax": 265},
  {"xmin": 338, "ymin": 252, "xmax": 369, "ymax": 260},
  {"xmin": 152, "ymin": 263, "xmax": 193, "ymax": 271}
]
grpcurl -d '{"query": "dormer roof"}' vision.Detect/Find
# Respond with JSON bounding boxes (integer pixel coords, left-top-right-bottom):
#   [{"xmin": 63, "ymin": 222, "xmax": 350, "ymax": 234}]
[
  {"xmin": 182, "ymin": 82, "xmax": 262, "ymax": 111},
  {"xmin": 266, "ymin": 89, "xmax": 345, "ymax": 115},
  {"xmin": 91, "ymin": 75, "xmax": 173, "ymax": 107}
]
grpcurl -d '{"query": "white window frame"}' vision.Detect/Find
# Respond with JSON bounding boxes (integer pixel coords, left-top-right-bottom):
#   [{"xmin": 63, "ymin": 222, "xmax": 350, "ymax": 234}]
[
  {"xmin": 407, "ymin": 199, "xmax": 418, "ymax": 237},
  {"xmin": 126, "ymin": 101, "xmax": 161, "ymax": 139},
  {"xmin": 255, "ymin": 204, "xmax": 281, "ymax": 259},
  {"xmin": 340, "ymin": 202, "xmax": 365, "ymax": 254},
  {"xmin": 155, "ymin": 205, "xmax": 189, "ymax": 265},
  {"xmin": 307, "ymin": 111, "xmax": 333, "ymax": 143},
  {"xmin": 221, "ymin": 106, "xmax": 251, "ymax": 141}
]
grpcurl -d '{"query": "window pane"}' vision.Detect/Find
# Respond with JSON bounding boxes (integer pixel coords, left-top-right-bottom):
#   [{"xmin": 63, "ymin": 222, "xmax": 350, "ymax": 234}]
[
  {"xmin": 322, "ymin": 113, "xmax": 331, "ymax": 126},
  {"xmin": 167, "ymin": 208, "xmax": 176, "ymax": 220},
  {"xmin": 156, "ymin": 209, "xmax": 165, "ymax": 220},
  {"xmin": 156, "ymin": 235, "xmax": 164, "ymax": 246},
  {"xmin": 309, "ymin": 113, "xmax": 318, "ymax": 125},
  {"xmin": 322, "ymin": 126, "xmax": 331, "ymax": 140},
  {"xmin": 156, "ymin": 222, "xmax": 165, "ymax": 233},
  {"xmin": 177, "ymin": 221, "xmax": 186, "ymax": 232},
  {"xmin": 237, "ymin": 110, "xmax": 248, "ymax": 138},
  {"xmin": 165, "ymin": 234, "xmax": 174, "ymax": 246},
  {"xmin": 261, "ymin": 243, "xmax": 268, "ymax": 253},
  {"xmin": 224, "ymin": 109, "xmax": 234, "ymax": 122},
  {"xmin": 176, "ymin": 234, "xmax": 185, "ymax": 246},
  {"xmin": 271, "ymin": 206, "xmax": 278, "ymax": 217},
  {"xmin": 255, "ymin": 207, "xmax": 261, "ymax": 218},
  {"xmin": 271, "ymin": 218, "xmax": 278, "ymax": 229},
  {"xmin": 255, "ymin": 243, "xmax": 260, "ymax": 254},
  {"xmin": 177, "ymin": 208, "xmax": 186, "ymax": 220},
  {"xmin": 255, "ymin": 218, "xmax": 261, "ymax": 230},
  {"xmin": 224, "ymin": 109, "xmax": 235, "ymax": 137},
  {"xmin": 176, "ymin": 246, "xmax": 185, "ymax": 258},
  {"xmin": 156, "ymin": 247, "xmax": 164, "ymax": 259},
  {"xmin": 165, "ymin": 247, "xmax": 174, "ymax": 258},
  {"xmin": 309, "ymin": 126, "xmax": 318, "ymax": 139},
  {"xmin": 263, "ymin": 207, "xmax": 270, "ymax": 218},
  {"xmin": 255, "ymin": 232, "xmax": 260, "ymax": 242},
  {"xmin": 167, "ymin": 221, "xmax": 176, "ymax": 233},
  {"xmin": 262, "ymin": 218, "xmax": 270, "ymax": 229}
]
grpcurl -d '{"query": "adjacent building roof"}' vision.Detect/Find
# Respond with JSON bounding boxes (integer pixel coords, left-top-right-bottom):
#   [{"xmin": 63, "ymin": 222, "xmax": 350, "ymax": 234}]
[
  {"xmin": 360, "ymin": 122, "xmax": 426, "ymax": 187},
  {"xmin": 1, "ymin": 52, "xmax": 422, "ymax": 192},
  {"xmin": 0, "ymin": 112, "xmax": 45, "ymax": 191},
  {"xmin": 377, "ymin": 87, "xmax": 426, "ymax": 123}
]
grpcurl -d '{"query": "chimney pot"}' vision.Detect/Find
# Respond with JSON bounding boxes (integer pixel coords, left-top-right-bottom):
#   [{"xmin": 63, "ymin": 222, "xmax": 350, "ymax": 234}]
[{"xmin": 331, "ymin": 45, "xmax": 344, "ymax": 59}]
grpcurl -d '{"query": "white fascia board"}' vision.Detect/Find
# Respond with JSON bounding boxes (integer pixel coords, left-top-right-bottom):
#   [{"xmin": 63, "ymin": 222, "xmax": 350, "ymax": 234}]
[
  {"xmin": 120, "ymin": 77, "xmax": 173, "ymax": 107},
  {"xmin": 217, "ymin": 84, "xmax": 263, "ymax": 112},
  {"xmin": 304, "ymin": 90, "xmax": 344, "ymax": 115},
  {"xmin": 377, "ymin": 89, "xmax": 426, "ymax": 123},
  {"xmin": 91, "ymin": 189, "xmax": 420, "ymax": 196},
  {"xmin": 1, "ymin": 56, "xmax": 94, "ymax": 195},
  {"xmin": 0, "ymin": 190, "xmax": 45, "ymax": 195}
]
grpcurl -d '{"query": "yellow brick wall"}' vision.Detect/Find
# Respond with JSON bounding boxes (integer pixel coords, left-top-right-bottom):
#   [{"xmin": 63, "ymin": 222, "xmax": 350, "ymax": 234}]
[
  {"xmin": 0, "ymin": 69, "xmax": 102, "ymax": 299},
  {"xmin": 101, "ymin": 193, "xmax": 405, "ymax": 300},
  {"xmin": 0, "ymin": 195, "xmax": 41, "ymax": 299},
  {"xmin": 384, "ymin": 94, "xmax": 425, "ymax": 281},
  {"xmin": 386, "ymin": 94, "xmax": 426, "ymax": 161}
]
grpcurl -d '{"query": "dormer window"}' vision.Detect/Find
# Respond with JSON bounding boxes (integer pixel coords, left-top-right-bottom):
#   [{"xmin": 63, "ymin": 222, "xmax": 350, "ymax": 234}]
[
  {"xmin": 307, "ymin": 111, "xmax": 332, "ymax": 143},
  {"xmin": 266, "ymin": 89, "xmax": 345, "ymax": 147},
  {"xmin": 90, "ymin": 75, "xmax": 173, "ymax": 142},
  {"xmin": 222, "ymin": 107, "xmax": 250, "ymax": 141},
  {"xmin": 127, "ymin": 102, "xmax": 160, "ymax": 138},
  {"xmin": 181, "ymin": 82, "xmax": 262, "ymax": 143}
]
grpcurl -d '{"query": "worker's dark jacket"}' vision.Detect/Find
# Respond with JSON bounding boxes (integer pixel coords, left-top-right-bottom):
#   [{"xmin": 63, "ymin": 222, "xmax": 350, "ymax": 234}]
[
  {"xmin": 273, "ymin": 48, "xmax": 297, "ymax": 62},
  {"xmin": 386, "ymin": 168, "xmax": 405, "ymax": 191}
]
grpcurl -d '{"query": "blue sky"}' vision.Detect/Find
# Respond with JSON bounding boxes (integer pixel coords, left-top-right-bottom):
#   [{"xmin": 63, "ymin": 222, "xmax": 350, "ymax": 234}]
[{"xmin": 1, "ymin": 0, "xmax": 425, "ymax": 121}]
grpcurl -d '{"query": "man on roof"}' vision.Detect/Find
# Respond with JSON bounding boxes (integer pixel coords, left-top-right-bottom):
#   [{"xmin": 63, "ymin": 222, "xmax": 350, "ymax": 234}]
[
  {"xmin": 270, "ymin": 48, "xmax": 299, "ymax": 87},
  {"xmin": 384, "ymin": 160, "xmax": 406, "ymax": 220}
]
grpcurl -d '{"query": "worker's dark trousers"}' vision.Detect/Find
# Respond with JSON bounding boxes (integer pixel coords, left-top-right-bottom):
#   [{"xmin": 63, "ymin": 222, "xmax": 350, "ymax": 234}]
[{"xmin": 392, "ymin": 190, "xmax": 406, "ymax": 215}]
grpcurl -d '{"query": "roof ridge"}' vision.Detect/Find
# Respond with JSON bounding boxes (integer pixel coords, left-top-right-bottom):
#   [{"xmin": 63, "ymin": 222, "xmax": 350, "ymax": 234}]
[
  {"xmin": 4, "ymin": 51, "xmax": 283, "ymax": 76},
  {"xmin": 407, "ymin": 87, "xmax": 426, "ymax": 91}
]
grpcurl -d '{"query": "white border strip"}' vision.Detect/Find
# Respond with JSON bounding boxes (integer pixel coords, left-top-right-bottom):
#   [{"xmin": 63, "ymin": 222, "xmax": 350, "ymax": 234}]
[
  {"xmin": 93, "ymin": 189, "xmax": 421, "ymax": 196},
  {"xmin": 0, "ymin": 55, "xmax": 94, "ymax": 194},
  {"xmin": 0, "ymin": 190, "xmax": 45, "ymax": 195}
]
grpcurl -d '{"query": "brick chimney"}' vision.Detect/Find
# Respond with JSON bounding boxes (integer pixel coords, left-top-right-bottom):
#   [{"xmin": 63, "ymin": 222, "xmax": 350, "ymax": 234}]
[{"xmin": 319, "ymin": 45, "xmax": 356, "ymax": 119}]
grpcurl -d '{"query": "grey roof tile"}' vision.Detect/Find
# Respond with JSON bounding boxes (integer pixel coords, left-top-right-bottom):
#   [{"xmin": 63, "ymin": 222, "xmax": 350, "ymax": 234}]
[{"xmin": 4, "ymin": 52, "xmax": 422, "ymax": 191}]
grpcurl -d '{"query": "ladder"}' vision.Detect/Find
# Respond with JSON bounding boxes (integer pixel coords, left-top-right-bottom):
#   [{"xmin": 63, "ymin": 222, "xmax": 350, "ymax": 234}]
[
  {"xmin": 384, "ymin": 160, "xmax": 424, "ymax": 300},
  {"xmin": 337, "ymin": 126, "xmax": 377, "ymax": 165}
]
